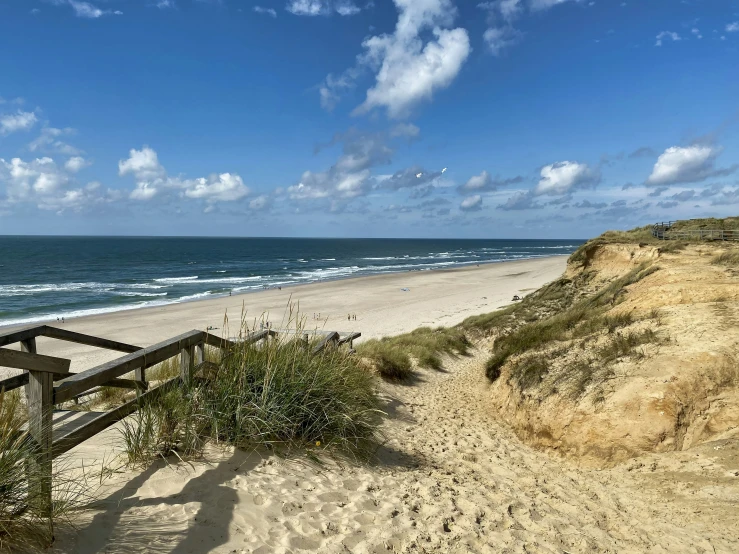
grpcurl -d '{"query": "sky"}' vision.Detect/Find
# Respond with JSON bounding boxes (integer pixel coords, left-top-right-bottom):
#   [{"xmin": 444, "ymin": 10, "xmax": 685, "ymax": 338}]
[{"xmin": 0, "ymin": 0, "xmax": 738, "ymax": 239}]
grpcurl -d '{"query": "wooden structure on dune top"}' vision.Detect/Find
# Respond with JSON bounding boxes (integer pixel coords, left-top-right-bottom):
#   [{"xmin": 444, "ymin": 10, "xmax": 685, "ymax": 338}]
[{"xmin": 0, "ymin": 324, "xmax": 360, "ymax": 517}]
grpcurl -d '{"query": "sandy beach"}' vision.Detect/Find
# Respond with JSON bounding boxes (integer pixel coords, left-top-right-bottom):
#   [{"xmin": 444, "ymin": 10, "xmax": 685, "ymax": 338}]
[
  {"xmin": 2, "ymin": 255, "xmax": 566, "ymax": 375},
  {"xmin": 4, "ymin": 252, "xmax": 735, "ymax": 553}
]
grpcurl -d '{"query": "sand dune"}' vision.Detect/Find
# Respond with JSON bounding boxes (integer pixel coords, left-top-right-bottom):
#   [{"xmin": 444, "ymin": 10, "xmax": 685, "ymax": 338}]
[{"xmin": 54, "ymin": 348, "xmax": 736, "ymax": 553}]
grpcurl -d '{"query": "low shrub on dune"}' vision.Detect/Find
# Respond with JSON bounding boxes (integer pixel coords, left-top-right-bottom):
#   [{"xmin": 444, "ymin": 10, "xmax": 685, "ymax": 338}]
[{"xmin": 122, "ymin": 327, "xmax": 383, "ymax": 465}]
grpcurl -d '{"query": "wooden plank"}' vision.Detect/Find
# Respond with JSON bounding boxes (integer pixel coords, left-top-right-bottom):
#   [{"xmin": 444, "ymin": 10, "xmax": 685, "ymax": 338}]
[
  {"xmin": 101, "ymin": 378, "xmax": 148, "ymax": 391},
  {"xmin": 338, "ymin": 332, "xmax": 361, "ymax": 346},
  {"xmin": 0, "ymin": 348, "xmax": 71, "ymax": 375},
  {"xmin": 41, "ymin": 326, "xmax": 141, "ymax": 354},
  {"xmin": 54, "ymin": 330, "xmax": 204, "ymax": 404},
  {"xmin": 0, "ymin": 372, "xmax": 30, "ymax": 392},
  {"xmin": 0, "ymin": 325, "xmax": 44, "ymax": 348},
  {"xmin": 312, "ymin": 331, "xmax": 340, "ymax": 355},
  {"xmin": 51, "ymin": 378, "xmax": 178, "ymax": 459},
  {"xmin": 27, "ymin": 369, "xmax": 53, "ymax": 517},
  {"xmin": 202, "ymin": 332, "xmax": 237, "ymax": 350}
]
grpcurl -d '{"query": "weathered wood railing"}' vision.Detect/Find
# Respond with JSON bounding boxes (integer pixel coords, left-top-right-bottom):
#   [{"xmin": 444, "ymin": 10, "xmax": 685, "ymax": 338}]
[
  {"xmin": 652, "ymin": 220, "xmax": 738, "ymax": 241},
  {"xmin": 0, "ymin": 324, "xmax": 359, "ymax": 516}
]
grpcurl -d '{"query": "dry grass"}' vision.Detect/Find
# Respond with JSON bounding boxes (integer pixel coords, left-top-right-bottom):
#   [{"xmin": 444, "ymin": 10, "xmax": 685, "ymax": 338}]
[
  {"xmin": 712, "ymin": 250, "xmax": 739, "ymax": 267},
  {"xmin": 357, "ymin": 327, "xmax": 470, "ymax": 379}
]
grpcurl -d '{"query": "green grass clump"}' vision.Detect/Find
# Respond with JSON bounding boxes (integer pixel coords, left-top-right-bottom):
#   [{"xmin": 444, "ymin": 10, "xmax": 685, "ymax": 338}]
[
  {"xmin": 357, "ymin": 326, "xmax": 470, "ymax": 379},
  {"xmin": 0, "ymin": 389, "xmax": 92, "ymax": 550},
  {"xmin": 712, "ymin": 250, "xmax": 739, "ymax": 267},
  {"xmin": 122, "ymin": 325, "xmax": 382, "ymax": 465},
  {"xmin": 356, "ymin": 341, "xmax": 413, "ymax": 380}
]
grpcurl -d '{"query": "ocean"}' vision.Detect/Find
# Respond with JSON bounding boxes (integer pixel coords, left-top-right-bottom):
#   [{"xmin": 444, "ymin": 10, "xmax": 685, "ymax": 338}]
[{"xmin": 0, "ymin": 237, "xmax": 582, "ymax": 327}]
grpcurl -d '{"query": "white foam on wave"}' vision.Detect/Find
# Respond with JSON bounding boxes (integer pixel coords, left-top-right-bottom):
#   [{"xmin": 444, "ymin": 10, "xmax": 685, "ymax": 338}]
[{"xmin": 153, "ymin": 275, "xmax": 198, "ymax": 283}]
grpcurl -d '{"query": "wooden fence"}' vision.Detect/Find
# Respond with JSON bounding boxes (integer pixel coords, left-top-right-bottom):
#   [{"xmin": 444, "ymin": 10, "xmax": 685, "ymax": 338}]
[
  {"xmin": 0, "ymin": 324, "xmax": 359, "ymax": 517},
  {"xmin": 652, "ymin": 221, "xmax": 738, "ymax": 241}
]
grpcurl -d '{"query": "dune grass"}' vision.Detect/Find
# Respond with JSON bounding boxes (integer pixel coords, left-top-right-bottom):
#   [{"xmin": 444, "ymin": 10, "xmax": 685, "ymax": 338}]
[
  {"xmin": 0, "ymin": 389, "xmax": 92, "ymax": 550},
  {"xmin": 357, "ymin": 327, "xmax": 470, "ymax": 379},
  {"xmin": 712, "ymin": 250, "xmax": 739, "ymax": 267},
  {"xmin": 484, "ymin": 263, "xmax": 660, "ymax": 384},
  {"xmin": 121, "ymin": 321, "xmax": 383, "ymax": 466}
]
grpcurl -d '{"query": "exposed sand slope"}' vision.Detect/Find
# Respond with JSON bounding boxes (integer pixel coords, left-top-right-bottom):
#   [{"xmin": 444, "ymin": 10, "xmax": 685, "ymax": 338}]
[
  {"xmin": 53, "ymin": 349, "xmax": 737, "ymax": 553},
  {"xmin": 488, "ymin": 243, "xmax": 739, "ymax": 465}
]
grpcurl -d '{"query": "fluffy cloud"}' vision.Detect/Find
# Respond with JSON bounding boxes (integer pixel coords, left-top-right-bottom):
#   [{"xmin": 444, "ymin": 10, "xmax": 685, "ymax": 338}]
[
  {"xmin": 726, "ymin": 22, "xmax": 739, "ymax": 33},
  {"xmin": 119, "ymin": 146, "xmax": 166, "ymax": 185},
  {"xmin": 0, "ymin": 156, "xmax": 113, "ymax": 212},
  {"xmin": 646, "ymin": 145, "xmax": 736, "ymax": 186},
  {"xmin": 249, "ymin": 194, "xmax": 271, "ymax": 211},
  {"xmin": 321, "ymin": 0, "xmax": 470, "ymax": 118},
  {"xmin": 655, "ymin": 31, "xmax": 680, "ymax": 46},
  {"xmin": 459, "ymin": 194, "xmax": 482, "ymax": 211},
  {"xmin": 0, "ymin": 110, "xmax": 38, "ymax": 135},
  {"xmin": 119, "ymin": 146, "xmax": 250, "ymax": 203},
  {"xmin": 254, "ymin": 6, "xmax": 277, "ymax": 16},
  {"xmin": 183, "ymin": 174, "xmax": 250, "ymax": 203},
  {"xmin": 64, "ymin": 156, "xmax": 90, "ymax": 173},
  {"xmin": 534, "ymin": 161, "xmax": 599, "ymax": 196},
  {"xmin": 457, "ymin": 170, "xmax": 522, "ymax": 193}
]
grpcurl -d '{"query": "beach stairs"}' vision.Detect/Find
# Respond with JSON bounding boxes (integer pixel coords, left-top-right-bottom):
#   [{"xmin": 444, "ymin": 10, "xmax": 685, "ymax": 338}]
[{"xmin": 0, "ymin": 324, "xmax": 360, "ymax": 519}]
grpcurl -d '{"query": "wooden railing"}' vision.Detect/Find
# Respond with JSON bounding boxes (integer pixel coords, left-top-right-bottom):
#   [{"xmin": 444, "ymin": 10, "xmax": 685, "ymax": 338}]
[
  {"xmin": 652, "ymin": 221, "xmax": 738, "ymax": 241},
  {"xmin": 0, "ymin": 324, "xmax": 359, "ymax": 517}
]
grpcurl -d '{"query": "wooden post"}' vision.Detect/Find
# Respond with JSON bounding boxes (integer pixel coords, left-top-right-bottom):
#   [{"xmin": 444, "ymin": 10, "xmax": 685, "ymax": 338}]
[
  {"xmin": 21, "ymin": 337, "xmax": 38, "ymax": 403},
  {"xmin": 180, "ymin": 345, "xmax": 194, "ymax": 386},
  {"xmin": 194, "ymin": 342, "xmax": 204, "ymax": 366},
  {"xmin": 27, "ymin": 368, "xmax": 53, "ymax": 521}
]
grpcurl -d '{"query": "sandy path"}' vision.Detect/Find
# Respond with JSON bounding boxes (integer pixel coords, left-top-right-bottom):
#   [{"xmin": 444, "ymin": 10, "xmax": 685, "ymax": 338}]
[{"xmin": 53, "ymin": 349, "xmax": 734, "ymax": 553}]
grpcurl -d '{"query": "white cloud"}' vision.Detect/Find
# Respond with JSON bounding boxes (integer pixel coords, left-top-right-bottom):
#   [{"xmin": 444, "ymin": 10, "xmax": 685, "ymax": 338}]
[
  {"xmin": 655, "ymin": 31, "xmax": 680, "ymax": 46},
  {"xmin": 646, "ymin": 145, "xmax": 735, "ymax": 186},
  {"xmin": 460, "ymin": 194, "xmax": 482, "ymax": 211},
  {"xmin": 726, "ymin": 22, "xmax": 739, "ymax": 33},
  {"xmin": 0, "ymin": 110, "xmax": 38, "ymax": 135},
  {"xmin": 320, "ymin": 0, "xmax": 471, "ymax": 114},
  {"xmin": 49, "ymin": 0, "xmax": 121, "ymax": 18},
  {"xmin": 119, "ymin": 146, "xmax": 251, "ymax": 203},
  {"xmin": 483, "ymin": 26, "xmax": 521, "ymax": 55},
  {"xmin": 286, "ymin": 0, "xmax": 327, "ymax": 15},
  {"xmin": 462, "ymin": 170, "xmax": 492, "ymax": 192},
  {"xmin": 28, "ymin": 126, "xmax": 81, "ymax": 156},
  {"xmin": 535, "ymin": 161, "xmax": 598, "ymax": 196},
  {"xmin": 1, "ymin": 157, "xmax": 69, "ymax": 199},
  {"xmin": 183, "ymin": 173, "xmax": 250, "ymax": 202},
  {"xmin": 335, "ymin": 1, "xmax": 361, "ymax": 15},
  {"xmin": 119, "ymin": 146, "xmax": 167, "ymax": 183},
  {"xmin": 389, "ymin": 122, "xmax": 420, "ymax": 138},
  {"xmin": 529, "ymin": 0, "xmax": 572, "ymax": 10},
  {"xmin": 331, "ymin": 0, "xmax": 470, "ymax": 119},
  {"xmin": 64, "ymin": 156, "xmax": 90, "ymax": 173},
  {"xmin": 254, "ymin": 5, "xmax": 277, "ymax": 17},
  {"xmin": 286, "ymin": 0, "xmax": 361, "ymax": 16},
  {"xmin": 691, "ymin": 28, "xmax": 702, "ymax": 39},
  {"xmin": 155, "ymin": 0, "xmax": 176, "ymax": 8}
]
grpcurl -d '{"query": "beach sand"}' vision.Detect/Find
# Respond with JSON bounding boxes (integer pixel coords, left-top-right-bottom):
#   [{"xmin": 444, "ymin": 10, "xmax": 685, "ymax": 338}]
[
  {"xmin": 10, "ymin": 253, "xmax": 734, "ymax": 552},
  {"xmin": 2, "ymin": 255, "xmax": 566, "ymax": 376}
]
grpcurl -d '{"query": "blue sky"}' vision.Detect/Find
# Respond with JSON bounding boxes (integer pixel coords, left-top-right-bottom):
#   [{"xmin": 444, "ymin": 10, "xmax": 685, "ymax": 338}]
[{"xmin": 0, "ymin": 0, "xmax": 738, "ymax": 238}]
